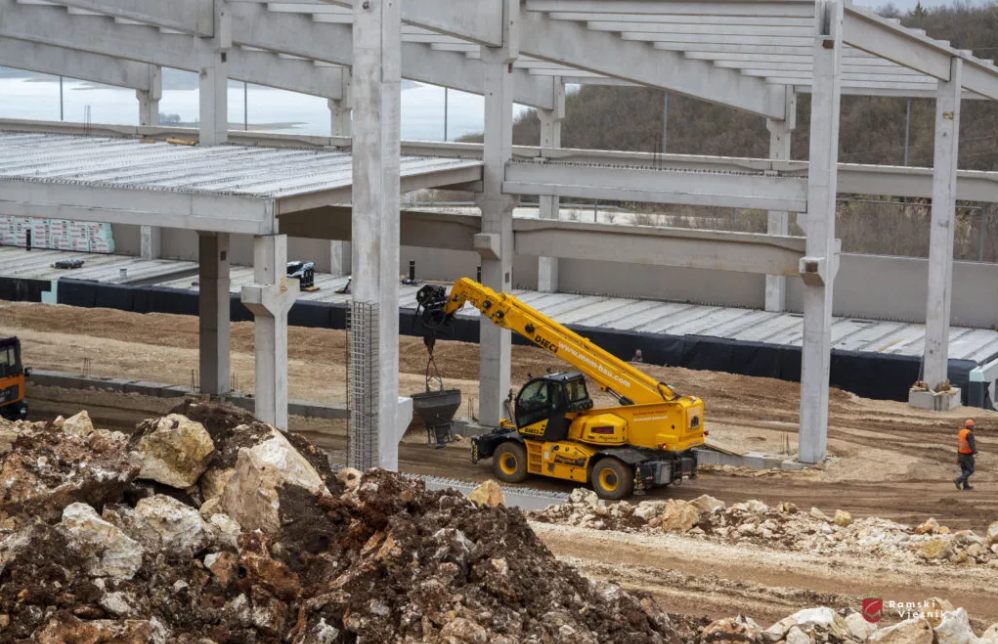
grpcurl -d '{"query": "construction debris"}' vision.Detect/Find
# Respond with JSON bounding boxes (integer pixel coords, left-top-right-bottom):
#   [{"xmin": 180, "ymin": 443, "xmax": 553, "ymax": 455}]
[
  {"xmin": 0, "ymin": 405, "xmax": 686, "ymax": 643},
  {"xmin": 530, "ymin": 492, "xmax": 998, "ymax": 567}
]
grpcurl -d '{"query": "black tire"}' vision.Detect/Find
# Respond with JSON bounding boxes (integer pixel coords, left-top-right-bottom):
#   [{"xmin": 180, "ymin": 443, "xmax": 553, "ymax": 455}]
[
  {"xmin": 492, "ymin": 441, "xmax": 528, "ymax": 483},
  {"xmin": 591, "ymin": 457, "xmax": 634, "ymax": 500}
]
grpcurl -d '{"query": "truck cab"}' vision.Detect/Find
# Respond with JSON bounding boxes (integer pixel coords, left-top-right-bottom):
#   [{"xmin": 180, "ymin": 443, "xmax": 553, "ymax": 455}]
[{"xmin": 0, "ymin": 337, "xmax": 28, "ymax": 421}]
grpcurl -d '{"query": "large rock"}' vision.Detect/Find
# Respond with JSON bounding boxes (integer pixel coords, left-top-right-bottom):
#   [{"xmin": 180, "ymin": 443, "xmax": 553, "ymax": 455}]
[
  {"xmin": 35, "ymin": 615, "xmax": 165, "ymax": 644},
  {"xmin": 810, "ymin": 507, "xmax": 831, "ymax": 522},
  {"xmin": 784, "ymin": 626, "xmax": 813, "ymax": 644},
  {"xmin": 986, "ymin": 521, "xmax": 998, "ymax": 546},
  {"xmin": 467, "ymin": 480, "xmax": 505, "ymax": 508},
  {"xmin": 134, "ymin": 495, "xmax": 210, "ymax": 553},
  {"xmin": 935, "ymin": 609, "xmax": 979, "ymax": 644},
  {"xmin": 844, "ymin": 611, "xmax": 879, "ymax": 641},
  {"xmin": 633, "ymin": 500, "xmax": 668, "ymax": 522},
  {"xmin": 981, "ymin": 624, "xmax": 998, "ymax": 642},
  {"xmin": 658, "ymin": 499, "xmax": 701, "ymax": 533},
  {"xmin": 870, "ymin": 618, "xmax": 933, "ymax": 644},
  {"xmin": 692, "ymin": 494, "xmax": 726, "ymax": 516},
  {"xmin": 218, "ymin": 427, "xmax": 328, "ymax": 533},
  {"xmin": 439, "ymin": 617, "xmax": 489, "ymax": 644},
  {"xmin": 923, "ymin": 598, "xmax": 955, "ymax": 628},
  {"xmin": 60, "ymin": 410, "xmax": 94, "ymax": 438},
  {"xmin": 701, "ymin": 615, "xmax": 762, "ymax": 642},
  {"xmin": 61, "ymin": 503, "xmax": 144, "ymax": 580},
  {"xmin": 133, "ymin": 414, "xmax": 215, "ymax": 489},
  {"xmin": 915, "ymin": 518, "xmax": 939, "ymax": 535},
  {"xmin": 833, "ymin": 510, "xmax": 853, "ymax": 527},
  {"xmin": 917, "ymin": 537, "xmax": 951, "ymax": 560}
]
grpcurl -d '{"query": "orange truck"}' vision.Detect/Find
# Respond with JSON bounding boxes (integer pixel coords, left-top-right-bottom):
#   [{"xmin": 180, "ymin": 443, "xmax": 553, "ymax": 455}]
[{"xmin": 0, "ymin": 337, "xmax": 29, "ymax": 421}]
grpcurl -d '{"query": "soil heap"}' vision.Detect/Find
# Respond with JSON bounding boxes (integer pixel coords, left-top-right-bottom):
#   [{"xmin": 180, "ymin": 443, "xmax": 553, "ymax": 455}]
[
  {"xmin": 0, "ymin": 402, "xmax": 685, "ymax": 644},
  {"xmin": 531, "ymin": 490, "xmax": 998, "ymax": 567}
]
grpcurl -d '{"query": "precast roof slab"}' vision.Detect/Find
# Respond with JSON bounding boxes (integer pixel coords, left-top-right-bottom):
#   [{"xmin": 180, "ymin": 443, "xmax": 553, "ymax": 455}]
[{"xmin": 0, "ymin": 132, "xmax": 483, "ymax": 234}]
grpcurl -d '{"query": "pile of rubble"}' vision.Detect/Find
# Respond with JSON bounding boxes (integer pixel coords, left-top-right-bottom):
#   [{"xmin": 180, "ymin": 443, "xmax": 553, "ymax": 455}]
[
  {"xmin": 699, "ymin": 602, "xmax": 998, "ymax": 644},
  {"xmin": 0, "ymin": 403, "xmax": 688, "ymax": 643},
  {"xmin": 531, "ymin": 490, "xmax": 998, "ymax": 566}
]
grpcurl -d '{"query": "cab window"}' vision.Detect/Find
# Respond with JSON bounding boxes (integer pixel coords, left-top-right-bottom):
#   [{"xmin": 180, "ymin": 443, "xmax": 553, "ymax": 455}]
[
  {"xmin": 566, "ymin": 379, "xmax": 588, "ymax": 403},
  {"xmin": 518, "ymin": 380, "xmax": 549, "ymax": 412},
  {"xmin": 0, "ymin": 346, "xmax": 18, "ymax": 379}
]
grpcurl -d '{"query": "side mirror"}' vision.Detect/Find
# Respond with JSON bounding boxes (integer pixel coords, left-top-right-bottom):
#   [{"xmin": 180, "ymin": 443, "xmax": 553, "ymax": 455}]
[{"xmin": 24, "ymin": 367, "xmax": 32, "ymax": 377}]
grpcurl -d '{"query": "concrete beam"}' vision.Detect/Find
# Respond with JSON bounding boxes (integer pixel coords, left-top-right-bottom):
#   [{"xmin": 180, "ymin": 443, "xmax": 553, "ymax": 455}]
[
  {"xmin": 0, "ymin": 179, "xmax": 277, "ymax": 234},
  {"xmin": 241, "ymin": 234, "xmax": 298, "ymax": 430},
  {"xmin": 321, "ymin": 0, "xmax": 504, "ymax": 46},
  {"xmin": 0, "ymin": 39, "xmax": 154, "ymax": 90},
  {"xmin": 514, "ymin": 219, "xmax": 809, "ymax": 276},
  {"xmin": 49, "ymin": 0, "xmax": 215, "ymax": 36},
  {"xmin": 922, "ymin": 57, "xmax": 963, "ymax": 392},
  {"xmin": 277, "ymin": 207, "xmax": 482, "ymax": 251},
  {"xmin": 504, "ymin": 160, "xmax": 808, "ymax": 211},
  {"xmin": 198, "ymin": 232, "xmax": 230, "ymax": 396},
  {"xmin": 525, "ymin": 0, "xmax": 818, "ymax": 18},
  {"xmin": 349, "ymin": 0, "xmax": 401, "ymax": 470},
  {"xmin": 797, "ymin": 0, "xmax": 844, "ymax": 465},
  {"xmin": 226, "ymin": 2, "xmax": 556, "ymax": 109},
  {"xmin": 0, "ymin": 1, "xmax": 345, "ymax": 100},
  {"xmin": 518, "ymin": 8, "xmax": 786, "ymax": 118}
]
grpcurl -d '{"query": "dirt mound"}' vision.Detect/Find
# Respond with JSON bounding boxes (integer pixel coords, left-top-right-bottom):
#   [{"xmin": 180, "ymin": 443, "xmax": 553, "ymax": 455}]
[
  {"xmin": 0, "ymin": 405, "xmax": 684, "ymax": 643},
  {"xmin": 531, "ymin": 491, "xmax": 998, "ymax": 568},
  {"xmin": 0, "ymin": 418, "xmax": 136, "ymax": 526}
]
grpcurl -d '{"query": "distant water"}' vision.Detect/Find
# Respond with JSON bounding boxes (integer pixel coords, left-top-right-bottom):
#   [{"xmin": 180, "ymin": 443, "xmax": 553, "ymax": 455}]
[{"xmin": 0, "ymin": 78, "xmax": 528, "ymax": 141}]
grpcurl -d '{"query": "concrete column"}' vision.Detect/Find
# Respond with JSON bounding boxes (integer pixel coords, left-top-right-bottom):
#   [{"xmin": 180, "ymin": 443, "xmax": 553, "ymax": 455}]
[
  {"xmin": 139, "ymin": 66, "xmax": 164, "ymax": 260},
  {"xmin": 349, "ymin": 0, "xmax": 401, "ymax": 469},
  {"xmin": 198, "ymin": 1, "xmax": 231, "ymax": 146},
  {"xmin": 537, "ymin": 79, "xmax": 566, "ymax": 293},
  {"xmin": 136, "ymin": 65, "xmax": 162, "ymax": 127},
  {"xmin": 922, "ymin": 56, "xmax": 964, "ymax": 392},
  {"xmin": 474, "ymin": 1, "xmax": 518, "ymax": 428},
  {"xmin": 241, "ymin": 235, "xmax": 298, "ymax": 430},
  {"xmin": 765, "ymin": 92, "xmax": 797, "ymax": 312},
  {"xmin": 797, "ymin": 0, "xmax": 843, "ymax": 464},
  {"xmin": 140, "ymin": 225, "xmax": 162, "ymax": 260},
  {"xmin": 198, "ymin": 232, "xmax": 230, "ymax": 396},
  {"xmin": 328, "ymin": 71, "xmax": 353, "ymax": 279},
  {"xmin": 329, "ymin": 240, "xmax": 350, "ymax": 278}
]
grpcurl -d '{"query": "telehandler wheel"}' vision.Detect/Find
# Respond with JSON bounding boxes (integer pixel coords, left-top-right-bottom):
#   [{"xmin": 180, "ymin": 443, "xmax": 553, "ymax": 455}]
[
  {"xmin": 591, "ymin": 457, "xmax": 634, "ymax": 500},
  {"xmin": 492, "ymin": 442, "xmax": 529, "ymax": 483}
]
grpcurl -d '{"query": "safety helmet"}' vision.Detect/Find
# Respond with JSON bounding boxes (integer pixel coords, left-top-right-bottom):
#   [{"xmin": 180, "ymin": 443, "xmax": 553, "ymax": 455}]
[{"xmin": 965, "ymin": 419, "xmax": 976, "ymax": 429}]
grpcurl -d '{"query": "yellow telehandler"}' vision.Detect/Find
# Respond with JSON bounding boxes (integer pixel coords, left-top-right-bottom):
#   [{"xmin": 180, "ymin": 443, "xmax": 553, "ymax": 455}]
[{"xmin": 415, "ymin": 278, "xmax": 705, "ymax": 499}]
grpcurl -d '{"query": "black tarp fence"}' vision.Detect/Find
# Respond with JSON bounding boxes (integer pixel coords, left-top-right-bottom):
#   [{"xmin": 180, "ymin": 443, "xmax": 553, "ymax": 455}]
[{"xmin": 0, "ymin": 276, "xmax": 979, "ymax": 406}]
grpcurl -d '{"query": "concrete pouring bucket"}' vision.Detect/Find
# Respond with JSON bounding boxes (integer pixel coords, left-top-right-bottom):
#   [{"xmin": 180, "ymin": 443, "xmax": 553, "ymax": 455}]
[{"xmin": 411, "ymin": 389, "xmax": 462, "ymax": 427}]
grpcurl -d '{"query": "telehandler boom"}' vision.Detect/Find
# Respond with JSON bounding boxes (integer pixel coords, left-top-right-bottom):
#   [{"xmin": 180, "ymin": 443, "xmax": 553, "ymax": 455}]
[{"xmin": 415, "ymin": 278, "xmax": 705, "ymax": 499}]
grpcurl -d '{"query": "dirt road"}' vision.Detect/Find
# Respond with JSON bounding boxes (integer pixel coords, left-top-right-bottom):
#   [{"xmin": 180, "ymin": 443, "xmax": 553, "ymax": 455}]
[
  {"xmin": 9, "ymin": 301, "xmax": 996, "ymax": 531},
  {"xmin": 532, "ymin": 523, "xmax": 998, "ymax": 628}
]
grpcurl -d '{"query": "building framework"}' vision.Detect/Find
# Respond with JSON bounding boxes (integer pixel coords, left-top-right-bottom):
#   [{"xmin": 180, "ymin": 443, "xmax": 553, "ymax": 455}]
[{"xmin": 1, "ymin": 0, "xmax": 997, "ymax": 466}]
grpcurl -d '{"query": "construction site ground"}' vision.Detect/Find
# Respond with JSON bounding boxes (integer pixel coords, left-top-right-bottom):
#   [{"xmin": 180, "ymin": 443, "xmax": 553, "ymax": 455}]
[{"xmin": 5, "ymin": 301, "xmax": 998, "ymax": 626}]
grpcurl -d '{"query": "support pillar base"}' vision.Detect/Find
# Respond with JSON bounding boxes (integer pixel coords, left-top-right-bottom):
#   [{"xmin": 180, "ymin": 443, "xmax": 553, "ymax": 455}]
[{"xmin": 908, "ymin": 387, "xmax": 962, "ymax": 412}]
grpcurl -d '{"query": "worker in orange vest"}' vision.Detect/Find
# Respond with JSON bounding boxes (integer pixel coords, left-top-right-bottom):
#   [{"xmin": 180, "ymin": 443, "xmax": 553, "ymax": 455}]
[{"xmin": 954, "ymin": 419, "xmax": 978, "ymax": 491}]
